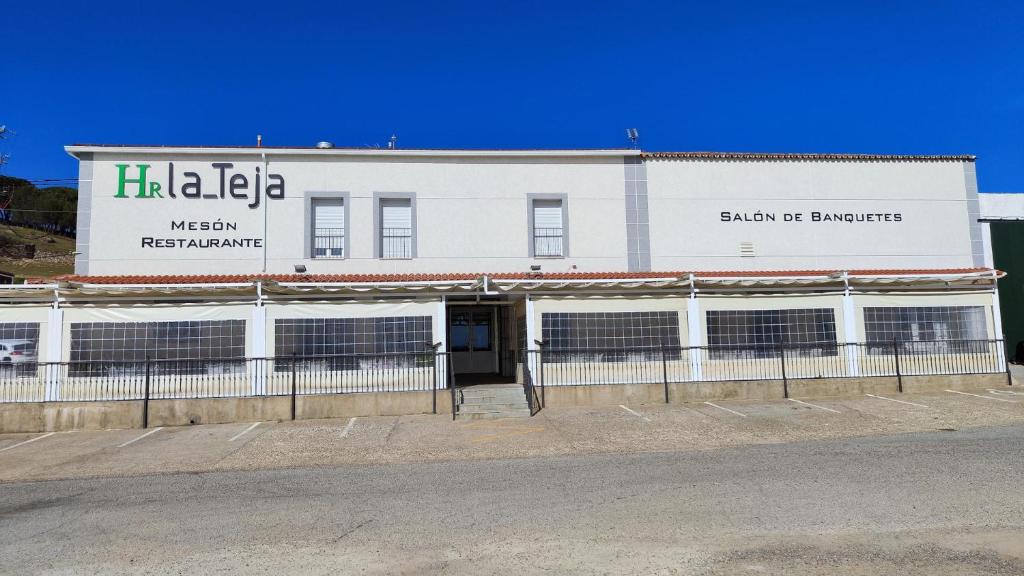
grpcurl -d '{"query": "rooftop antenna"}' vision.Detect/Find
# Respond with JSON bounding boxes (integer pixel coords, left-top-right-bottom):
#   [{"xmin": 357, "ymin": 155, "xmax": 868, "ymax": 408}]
[
  {"xmin": 625, "ymin": 128, "xmax": 639, "ymax": 149},
  {"xmin": 256, "ymin": 134, "xmax": 262, "ymax": 147},
  {"xmin": 388, "ymin": 134, "xmax": 398, "ymax": 150}
]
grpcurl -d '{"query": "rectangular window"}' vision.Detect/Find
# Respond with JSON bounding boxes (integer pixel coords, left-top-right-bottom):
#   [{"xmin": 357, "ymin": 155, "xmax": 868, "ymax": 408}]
[
  {"xmin": 540, "ymin": 311, "xmax": 681, "ymax": 362},
  {"xmin": 380, "ymin": 199, "xmax": 413, "ymax": 259},
  {"xmin": 0, "ymin": 322, "xmax": 41, "ymax": 376},
  {"xmin": 706, "ymin": 309, "xmax": 838, "ymax": 359},
  {"xmin": 312, "ymin": 200, "xmax": 345, "ymax": 258},
  {"xmin": 68, "ymin": 320, "xmax": 246, "ymax": 376},
  {"xmin": 274, "ymin": 316, "xmax": 432, "ymax": 371},
  {"xmin": 532, "ymin": 199, "xmax": 564, "ymax": 257},
  {"xmin": 863, "ymin": 306, "xmax": 987, "ymax": 354}
]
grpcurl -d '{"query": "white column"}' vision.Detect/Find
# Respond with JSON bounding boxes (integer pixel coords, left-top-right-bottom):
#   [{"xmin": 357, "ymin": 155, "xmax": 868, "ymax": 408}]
[
  {"xmin": 44, "ymin": 306, "xmax": 64, "ymax": 401},
  {"xmin": 687, "ymin": 295, "xmax": 703, "ymax": 381},
  {"xmin": 992, "ymin": 285, "xmax": 1006, "ymax": 365},
  {"xmin": 436, "ymin": 296, "xmax": 448, "ymax": 388},
  {"xmin": 843, "ymin": 293, "xmax": 860, "ymax": 377},
  {"xmin": 250, "ymin": 302, "xmax": 267, "ymax": 395},
  {"xmin": 525, "ymin": 295, "xmax": 538, "ymax": 378}
]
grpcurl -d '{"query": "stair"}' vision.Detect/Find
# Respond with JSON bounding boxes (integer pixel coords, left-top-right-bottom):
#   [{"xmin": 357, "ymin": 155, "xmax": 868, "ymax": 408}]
[{"xmin": 455, "ymin": 383, "xmax": 532, "ymax": 420}]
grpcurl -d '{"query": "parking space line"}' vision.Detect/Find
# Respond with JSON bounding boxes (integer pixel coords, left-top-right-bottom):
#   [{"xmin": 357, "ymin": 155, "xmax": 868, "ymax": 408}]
[
  {"xmin": 788, "ymin": 398, "xmax": 841, "ymax": 413},
  {"xmin": 340, "ymin": 417, "xmax": 357, "ymax": 437},
  {"xmin": 618, "ymin": 405, "xmax": 650, "ymax": 422},
  {"xmin": 704, "ymin": 402, "xmax": 746, "ymax": 417},
  {"xmin": 229, "ymin": 422, "xmax": 261, "ymax": 442},
  {"xmin": 988, "ymin": 389, "xmax": 1024, "ymax": 397},
  {"xmin": 0, "ymin": 432, "xmax": 55, "ymax": 453},
  {"xmin": 117, "ymin": 427, "xmax": 163, "ymax": 448},
  {"xmin": 865, "ymin": 394, "xmax": 929, "ymax": 408},
  {"xmin": 945, "ymin": 389, "xmax": 1017, "ymax": 403}
]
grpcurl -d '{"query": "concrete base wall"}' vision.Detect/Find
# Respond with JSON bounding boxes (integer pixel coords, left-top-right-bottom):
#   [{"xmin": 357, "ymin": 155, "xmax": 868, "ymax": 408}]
[
  {"xmin": 147, "ymin": 397, "xmax": 293, "ymax": 427},
  {"xmin": 0, "ymin": 374, "xmax": 1013, "ymax": 433},
  {"xmin": 788, "ymin": 377, "xmax": 900, "ymax": 399},
  {"xmin": 543, "ymin": 380, "xmax": 786, "ymax": 408},
  {"xmin": 902, "ymin": 373, "xmax": 1009, "ymax": 393},
  {"xmin": 298, "ymin": 390, "xmax": 450, "ymax": 420},
  {"xmin": 0, "ymin": 389, "xmax": 452, "ymax": 433},
  {"xmin": 0, "ymin": 401, "xmax": 143, "ymax": 433}
]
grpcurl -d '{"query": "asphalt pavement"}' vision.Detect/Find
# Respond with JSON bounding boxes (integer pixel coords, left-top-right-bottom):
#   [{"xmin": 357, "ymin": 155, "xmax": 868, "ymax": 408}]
[{"xmin": 2, "ymin": 424, "xmax": 1023, "ymax": 575}]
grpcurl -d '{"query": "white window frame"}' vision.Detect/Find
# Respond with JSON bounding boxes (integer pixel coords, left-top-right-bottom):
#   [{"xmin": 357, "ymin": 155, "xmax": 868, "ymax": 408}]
[
  {"xmin": 304, "ymin": 191, "xmax": 350, "ymax": 260},
  {"xmin": 373, "ymin": 192, "xmax": 417, "ymax": 259},
  {"xmin": 528, "ymin": 193, "xmax": 569, "ymax": 258}
]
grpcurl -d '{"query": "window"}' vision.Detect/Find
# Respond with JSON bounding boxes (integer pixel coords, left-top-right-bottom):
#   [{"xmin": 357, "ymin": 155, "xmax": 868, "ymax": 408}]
[
  {"xmin": 532, "ymin": 198, "xmax": 564, "ymax": 257},
  {"xmin": 0, "ymin": 322, "xmax": 41, "ymax": 376},
  {"xmin": 706, "ymin": 309, "xmax": 838, "ymax": 359},
  {"xmin": 541, "ymin": 311, "xmax": 681, "ymax": 362},
  {"xmin": 274, "ymin": 316, "xmax": 433, "ymax": 371},
  {"xmin": 68, "ymin": 320, "xmax": 246, "ymax": 376},
  {"xmin": 312, "ymin": 200, "xmax": 344, "ymax": 258},
  {"xmin": 864, "ymin": 306, "xmax": 987, "ymax": 354},
  {"xmin": 380, "ymin": 198, "xmax": 413, "ymax": 259}
]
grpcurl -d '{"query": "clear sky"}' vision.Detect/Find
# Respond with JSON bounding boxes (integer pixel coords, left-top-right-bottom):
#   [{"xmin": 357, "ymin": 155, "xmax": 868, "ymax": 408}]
[{"xmin": 3, "ymin": 0, "xmax": 1022, "ymax": 190}]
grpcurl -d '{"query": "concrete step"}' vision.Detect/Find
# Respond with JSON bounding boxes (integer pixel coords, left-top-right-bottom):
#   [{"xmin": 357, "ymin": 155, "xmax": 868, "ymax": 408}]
[
  {"xmin": 456, "ymin": 410, "xmax": 533, "ymax": 420},
  {"xmin": 460, "ymin": 392, "xmax": 527, "ymax": 404},
  {"xmin": 457, "ymin": 403, "xmax": 531, "ymax": 414},
  {"xmin": 458, "ymin": 405, "xmax": 536, "ymax": 420}
]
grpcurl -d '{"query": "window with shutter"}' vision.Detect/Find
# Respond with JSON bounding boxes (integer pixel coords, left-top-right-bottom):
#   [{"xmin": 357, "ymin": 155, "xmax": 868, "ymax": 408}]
[
  {"xmin": 532, "ymin": 199, "xmax": 563, "ymax": 257},
  {"xmin": 380, "ymin": 199, "xmax": 413, "ymax": 259},
  {"xmin": 312, "ymin": 201, "xmax": 344, "ymax": 258}
]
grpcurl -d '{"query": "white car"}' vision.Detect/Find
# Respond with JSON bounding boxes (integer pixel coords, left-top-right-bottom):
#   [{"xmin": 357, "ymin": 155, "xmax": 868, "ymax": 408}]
[{"xmin": 0, "ymin": 339, "xmax": 38, "ymax": 365}]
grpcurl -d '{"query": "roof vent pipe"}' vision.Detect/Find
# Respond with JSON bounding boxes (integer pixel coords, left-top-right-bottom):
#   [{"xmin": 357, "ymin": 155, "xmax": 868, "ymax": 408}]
[{"xmin": 315, "ymin": 141, "xmax": 335, "ymax": 149}]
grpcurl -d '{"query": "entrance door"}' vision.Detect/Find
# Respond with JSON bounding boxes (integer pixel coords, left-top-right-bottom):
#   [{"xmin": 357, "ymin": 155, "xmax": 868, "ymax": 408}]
[{"xmin": 449, "ymin": 307, "xmax": 497, "ymax": 374}]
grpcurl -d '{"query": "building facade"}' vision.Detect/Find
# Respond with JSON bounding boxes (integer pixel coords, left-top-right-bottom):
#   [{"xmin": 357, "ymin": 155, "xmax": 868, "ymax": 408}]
[{"xmin": 0, "ymin": 145, "xmax": 1007, "ymax": 403}]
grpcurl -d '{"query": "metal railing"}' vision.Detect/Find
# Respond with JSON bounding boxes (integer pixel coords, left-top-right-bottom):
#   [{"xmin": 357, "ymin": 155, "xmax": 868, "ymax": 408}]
[
  {"xmin": 312, "ymin": 228, "xmax": 345, "ymax": 258},
  {"xmin": 0, "ymin": 351, "xmax": 448, "ymax": 407},
  {"xmin": 533, "ymin": 228, "xmax": 564, "ymax": 257},
  {"xmin": 532, "ymin": 338, "xmax": 1011, "ymax": 394},
  {"xmin": 0, "ymin": 339, "xmax": 1009, "ymax": 417},
  {"xmin": 381, "ymin": 227, "xmax": 412, "ymax": 259}
]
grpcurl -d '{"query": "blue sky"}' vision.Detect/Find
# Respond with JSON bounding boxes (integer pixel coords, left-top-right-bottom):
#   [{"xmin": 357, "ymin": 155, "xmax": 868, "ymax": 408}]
[{"xmin": 3, "ymin": 0, "xmax": 1022, "ymax": 190}]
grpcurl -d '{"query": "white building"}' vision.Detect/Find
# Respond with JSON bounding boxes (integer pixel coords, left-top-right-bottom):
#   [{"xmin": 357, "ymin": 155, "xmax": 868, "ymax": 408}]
[{"xmin": 0, "ymin": 144, "xmax": 1006, "ymax": 403}]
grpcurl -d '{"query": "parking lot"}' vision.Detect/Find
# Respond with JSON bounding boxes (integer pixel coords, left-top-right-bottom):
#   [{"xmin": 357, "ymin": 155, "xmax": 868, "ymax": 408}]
[{"xmin": 2, "ymin": 387, "xmax": 1023, "ymax": 483}]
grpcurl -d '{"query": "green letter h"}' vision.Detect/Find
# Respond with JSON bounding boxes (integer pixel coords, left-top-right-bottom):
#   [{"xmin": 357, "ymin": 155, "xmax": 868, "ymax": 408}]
[{"xmin": 115, "ymin": 164, "xmax": 151, "ymax": 198}]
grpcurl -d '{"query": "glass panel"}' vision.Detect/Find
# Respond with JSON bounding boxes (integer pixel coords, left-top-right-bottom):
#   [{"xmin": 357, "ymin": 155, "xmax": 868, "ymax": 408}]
[
  {"xmin": 449, "ymin": 311, "xmax": 470, "ymax": 352},
  {"xmin": 863, "ymin": 306, "xmax": 988, "ymax": 355},
  {"xmin": 540, "ymin": 311, "xmax": 681, "ymax": 362},
  {"xmin": 471, "ymin": 311, "xmax": 491, "ymax": 351},
  {"xmin": 705, "ymin": 309, "xmax": 838, "ymax": 359}
]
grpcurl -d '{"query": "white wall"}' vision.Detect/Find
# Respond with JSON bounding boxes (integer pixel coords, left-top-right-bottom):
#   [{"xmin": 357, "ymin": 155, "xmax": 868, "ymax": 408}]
[
  {"xmin": 645, "ymin": 158, "xmax": 978, "ymax": 270},
  {"xmin": 76, "ymin": 148, "xmax": 984, "ymax": 277},
  {"xmin": 81, "ymin": 152, "xmax": 628, "ymax": 275}
]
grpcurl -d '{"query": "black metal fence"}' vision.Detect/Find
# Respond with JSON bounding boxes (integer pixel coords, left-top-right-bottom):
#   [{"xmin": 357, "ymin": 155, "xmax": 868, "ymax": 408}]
[
  {"xmin": 531, "ymin": 338, "xmax": 1011, "ymax": 392},
  {"xmin": 0, "ymin": 339, "xmax": 1010, "ymax": 413},
  {"xmin": 0, "ymin": 351, "xmax": 447, "ymax": 405}
]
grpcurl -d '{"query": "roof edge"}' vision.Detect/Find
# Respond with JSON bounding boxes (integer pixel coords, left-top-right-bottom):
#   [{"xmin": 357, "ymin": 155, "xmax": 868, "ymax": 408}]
[
  {"xmin": 643, "ymin": 151, "xmax": 976, "ymax": 161},
  {"xmin": 64, "ymin": 144, "xmax": 641, "ymax": 159}
]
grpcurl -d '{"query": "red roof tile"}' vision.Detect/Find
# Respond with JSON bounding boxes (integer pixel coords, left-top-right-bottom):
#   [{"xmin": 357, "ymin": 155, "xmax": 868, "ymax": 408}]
[{"xmin": 53, "ymin": 268, "xmax": 997, "ymax": 285}]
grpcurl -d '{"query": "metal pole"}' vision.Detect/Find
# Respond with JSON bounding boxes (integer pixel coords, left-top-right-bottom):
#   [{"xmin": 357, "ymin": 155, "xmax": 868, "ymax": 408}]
[
  {"xmin": 449, "ymin": 352, "xmax": 457, "ymax": 421},
  {"xmin": 143, "ymin": 356, "xmax": 151, "ymax": 429},
  {"xmin": 780, "ymin": 344, "xmax": 788, "ymax": 399},
  {"xmin": 893, "ymin": 338, "xmax": 903, "ymax": 394},
  {"xmin": 538, "ymin": 349, "xmax": 545, "ymax": 408},
  {"xmin": 432, "ymin": 352, "xmax": 438, "ymax": 414},
  {"xmin": 1003, "ymin": 338, "xmax": 1013, "ymax": 387},
  {"xmin": 661, "ymin": 345, "xmax": 669, "ymax": 403},
  {"xmin": 290, "ymin": 352, "xmax": 297, "ymax": 420}
]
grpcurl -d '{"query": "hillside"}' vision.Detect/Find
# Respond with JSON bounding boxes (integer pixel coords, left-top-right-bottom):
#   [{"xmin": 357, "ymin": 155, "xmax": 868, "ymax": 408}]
[{"xmin": 0, "ymin": 224, "xmax": 75, "ymax": 279}]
